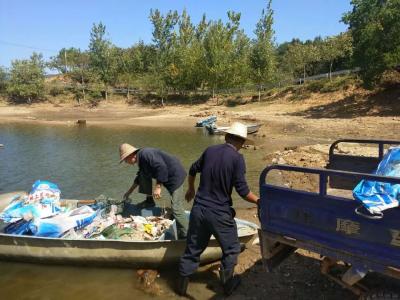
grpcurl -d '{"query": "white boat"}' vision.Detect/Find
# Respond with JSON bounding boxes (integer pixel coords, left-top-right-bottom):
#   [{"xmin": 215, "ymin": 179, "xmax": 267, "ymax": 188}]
[
  {"xmin": 0, "ymin": 192, "xmax": 258, "ymax": 268},
  {"xmin": 206, "ymin": 123, "xmax": 262, "ymax": 135}
]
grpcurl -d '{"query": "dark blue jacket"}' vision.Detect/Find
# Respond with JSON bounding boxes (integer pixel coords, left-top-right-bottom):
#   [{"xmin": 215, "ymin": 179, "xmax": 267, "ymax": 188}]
[
  {"xmin": 189, "ymin": 143, "xmax": 250, "ymax": 212},
  {"xmin": 136, "ymin": 148, "xmax": 186, "ymax": 194}
]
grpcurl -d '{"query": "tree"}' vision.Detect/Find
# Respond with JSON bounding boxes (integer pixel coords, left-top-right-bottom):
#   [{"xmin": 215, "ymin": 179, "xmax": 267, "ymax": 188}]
[
  {"xmin": 48, "ymin": 47, "xmax": 75, "ymax": 74},
  {"xmin": 283, "ymin": 42, "xmax": 320, "ymax": 82},
  {"xmin": 230, "ymin": 30, "xmax": 251, "ymax": 89},
  {"xmin": 0, "ymin": 67, "xmax": 8, "ymax": 94},
  {"xmin": 320, "ymin": 33, "xmax": 353, "ymax": 80},
  {"xmin": 88, "ymin": 22, "xmax": 118, "ymax": 100},
  {"xmin": 249, "ymin": 0, "xmax": 276, "ymax": 101},
  {"xmin": 167, "ymin": 9, "xmax": 208, "ymax": 93},
  {"xmin": 49, "ymin": 48, "xmax": 92, "ymax": 103},
  {"xmin": 203, "ymin": 11, "xmax": 244, "ymax": 99},
  {"xmin": 149, "ymin": 9, "xmax": 179, "ymax": 105},
  {"xmin": 7, "ymin": 53, "xmax": 45, "ymax": 103},
  {"xmin": 343, "ymin": 0, "xmax": 400, "ymax": 87}
]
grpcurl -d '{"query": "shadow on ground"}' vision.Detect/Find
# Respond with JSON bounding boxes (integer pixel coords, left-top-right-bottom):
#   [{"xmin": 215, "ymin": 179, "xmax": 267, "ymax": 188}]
[
  {"xmin": 164, "ymin": 253, "xmax": 357, "ymax": 300},
  {"xmin": 288, "ymin": 84, "xmax": 400, "ymax": 119}
]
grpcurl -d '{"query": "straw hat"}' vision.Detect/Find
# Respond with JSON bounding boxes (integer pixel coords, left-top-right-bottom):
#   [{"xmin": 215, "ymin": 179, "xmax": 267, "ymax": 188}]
[
  {"xmin": 119, "ymin": 143, "xmax": 139, "ymax": 163},
  {"xmin": 222, "ymin": 122, "xmax": 254, "ymax": 145}
]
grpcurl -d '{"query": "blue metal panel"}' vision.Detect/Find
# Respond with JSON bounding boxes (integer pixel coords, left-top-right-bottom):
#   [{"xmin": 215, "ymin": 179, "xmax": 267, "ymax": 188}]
[{"xmin": 259, "ymin": 165, "xmax": 400, "ymax": 273}]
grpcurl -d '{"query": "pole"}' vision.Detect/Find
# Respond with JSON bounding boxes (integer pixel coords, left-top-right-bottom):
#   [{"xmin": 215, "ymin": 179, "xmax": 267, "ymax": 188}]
[{"xmin": 64, "ymin": 50, "xmax": 68, "ymax": 73}]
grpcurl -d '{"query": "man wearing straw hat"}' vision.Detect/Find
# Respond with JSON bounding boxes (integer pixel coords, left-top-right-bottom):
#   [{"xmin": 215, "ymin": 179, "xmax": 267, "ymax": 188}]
[
  {"xmin": 177, "ymin": 122, "xmax": 259, "ymax": 296},
  {"xmin": 119, "ymin": 144, "xmax": 188, "ymax": 239}
]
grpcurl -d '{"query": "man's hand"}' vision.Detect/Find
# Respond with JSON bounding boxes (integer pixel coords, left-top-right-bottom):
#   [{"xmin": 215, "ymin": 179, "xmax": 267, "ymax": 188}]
[
  {"xmin": 185, "ymin": 188, "xmax": 195, "ymax": 202},
  {"xmin": 153, "ymin": 184, "xmax": 162, "ymax": 200},
  {"xmin": 244, "ymin": 191, "xmax": 259, "ymax": 205}
]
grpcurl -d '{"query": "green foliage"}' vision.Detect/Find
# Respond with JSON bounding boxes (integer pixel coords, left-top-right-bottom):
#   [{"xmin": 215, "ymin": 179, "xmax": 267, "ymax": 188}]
[
  {"xmin": 249, "ymin": 0, "xmax": 276, "ymax": 88},
  {"xmin": 49, "ymin": 47, "xmax": 99, "ymax": 103},
  {"xmin": 0, "ymin": 67, "xmax": 8, "ymax": 94},
  {"xmin": 48, "ymin": 84, "xmax": 65, "ymax": 97},
  {"xmin": 7, "ymin": 53, "xmax": 45, "ymax": 103},
  {"xmin": 89, "ymin": 23, "xmax": 119, "ymax": 98},
  {"xmin": 343, "ymin": 0, "xmax": 400, "ymax": 88},
  {"xmin": 149, "ymin": 9, "xmax": 179, "ymax": 103},
  {"xmin": 203, "ymin": 11, "xmax": 250, "ymax": 94},
  {"xmin": 283, "ymin": 42, "xmax": 320, "ymax": 80},
  {"xmin": 4, "ymin": 0, "xmax": 376, "ymax": 105},
  {"xmin": 320, "ymin": 33, "xmax": 353, "ymax": 79}
]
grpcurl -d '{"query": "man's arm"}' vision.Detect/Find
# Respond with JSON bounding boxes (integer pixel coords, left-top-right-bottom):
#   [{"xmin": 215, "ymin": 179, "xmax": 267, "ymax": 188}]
[
  {"xmin": 124, "ymin": 182, "xmax": 138, "ymax": 201},
  {"xmin": 185, "ymin": 175, "xmax": 196, "ymax": 202},
  {"xmin": 234, "ymin": 156, "xmax": 259, "ymax": 205},
  {"xmin": 185, "ymin": 152, "xmax": 204, "ymax": 202},
  {"xmin": 153, "ymin": 182, "xmax": 162, "ymax": 199}
]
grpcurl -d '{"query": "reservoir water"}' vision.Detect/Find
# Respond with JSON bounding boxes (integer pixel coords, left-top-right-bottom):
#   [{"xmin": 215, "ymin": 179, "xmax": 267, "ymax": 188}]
[{"xmin": 0, "ymin": 123, "xmax": 266, "ymax": 299}]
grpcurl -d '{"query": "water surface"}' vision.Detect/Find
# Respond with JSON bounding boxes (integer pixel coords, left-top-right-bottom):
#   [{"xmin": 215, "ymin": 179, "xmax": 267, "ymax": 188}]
[
  {"xmin": 0, "ymin": 123, "xmax": 265, "ymax": 205},
  {"xmin": 0, "ymin": 123, "xmax": 267, "ymax": 299}
]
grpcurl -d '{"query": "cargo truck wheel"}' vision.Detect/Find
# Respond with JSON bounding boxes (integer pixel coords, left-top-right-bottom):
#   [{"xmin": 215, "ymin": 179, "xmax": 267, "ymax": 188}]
[{"xmin": 360, "ymin": 291, "xmax": 400, "ymax": 300}]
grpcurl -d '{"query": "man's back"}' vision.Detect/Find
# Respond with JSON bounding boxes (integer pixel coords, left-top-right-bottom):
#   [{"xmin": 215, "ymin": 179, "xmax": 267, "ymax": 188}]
[
  {"xmin": 138, "ymin": 147, "xmax": 186, "ymax": 193},
  {"xmin": 190, "ymin": 143, "xmax": 250, "ymax": 211}
]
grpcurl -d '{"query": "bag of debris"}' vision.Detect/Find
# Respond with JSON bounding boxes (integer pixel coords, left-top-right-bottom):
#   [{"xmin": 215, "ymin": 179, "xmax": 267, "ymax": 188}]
[
  {"xmin": 29, "ymin": 205, "xmax": 97, "ymax": 237},
  {"xmin": 353, "ymin": 146, "xmax": 400, "ymax": 216},
  {"xmin": 0, "ymin": 181, "xmax": 62, "ymax": 223},
  {"xmin": 0, "ymin": 196, "xmax": 61, "ymax": 223},
  {"xmin": 27, "ymin": 180, "xmax": 61, "ymax": 204}
]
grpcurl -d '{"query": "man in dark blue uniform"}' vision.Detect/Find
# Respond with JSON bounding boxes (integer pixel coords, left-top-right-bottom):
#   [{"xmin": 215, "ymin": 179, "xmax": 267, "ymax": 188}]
[
  {"xmin": 178, "ymin": 122, "xmax": 259, "ymax": 296},
  {"xmin": 120, "ymin": 143, "xmax": 188, "ymax": 239}
]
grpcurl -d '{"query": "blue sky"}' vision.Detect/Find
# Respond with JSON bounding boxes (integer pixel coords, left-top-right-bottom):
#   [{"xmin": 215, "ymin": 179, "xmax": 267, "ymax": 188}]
[{"xmin": 0, "ymin": 0, "xmax": 352, "ymax": 68}]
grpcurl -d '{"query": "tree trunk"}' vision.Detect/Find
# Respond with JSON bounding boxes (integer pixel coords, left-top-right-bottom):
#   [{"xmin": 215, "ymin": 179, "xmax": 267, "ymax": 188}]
[
  {"xmin": 258, "ymin": 85, "xmax": 261, "ymax": 102},
  {"xmin": 81, "ymin": 75, "xmax": 85, "ymax": 104},
  {"xmin": 161, "ymin": 87, "xmax": 164, "ymax": 107},
  {"xmin": 329, "ymin": 61, "xmax": 333, "ymax": 81},
  {"xmin": 303, "ymin": 65, "xmax": 306, "ymax": 84}
]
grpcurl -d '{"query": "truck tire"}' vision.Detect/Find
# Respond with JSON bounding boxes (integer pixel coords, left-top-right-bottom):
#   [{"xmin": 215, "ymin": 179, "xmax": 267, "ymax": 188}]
[{"xmin": 360, "ymin": 291, "xmax": 400, "ymax": 300}]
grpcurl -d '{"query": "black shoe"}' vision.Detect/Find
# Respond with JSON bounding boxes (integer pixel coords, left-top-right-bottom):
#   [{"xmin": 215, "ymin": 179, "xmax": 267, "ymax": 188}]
[
  {"xmin": 223, "ymin": 275, "xmax": 241, "ymax": 296},
  {"xmin": 219, "ymin": 267, "xmax": 241, "ymax": 296},
  {"xmin": 177, "ymin": 275, "xmax": 189, "ymax": 296}
]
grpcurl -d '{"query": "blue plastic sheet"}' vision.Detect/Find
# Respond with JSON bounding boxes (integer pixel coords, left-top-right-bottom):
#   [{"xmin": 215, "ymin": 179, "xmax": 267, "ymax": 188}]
[
  {"xmin": 0, "ymin": 180, "xmax": 62, "ymax": 223},
  {"xmin": 4, "ymin": 219, "xmax": 32, "ymax": 235},
  {"xmin": 353, "ymin": 147, "xmax": 400, "ymax": 214}
]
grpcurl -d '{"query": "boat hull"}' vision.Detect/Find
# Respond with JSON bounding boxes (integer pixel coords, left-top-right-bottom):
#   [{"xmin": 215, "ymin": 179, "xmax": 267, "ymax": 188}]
[
  {"xmin": 0, "ymin": 192, "xmax": 257, "ymax": 268},
  {"xmin": 0, "ymin": 233, "xmax": 253, "ymax": 268}
]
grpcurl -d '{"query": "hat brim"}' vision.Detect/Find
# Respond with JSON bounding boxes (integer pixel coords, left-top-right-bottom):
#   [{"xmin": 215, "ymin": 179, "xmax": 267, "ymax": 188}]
[
  {"xmin": 119, "ymin": 148, "xmax": 139, "ymax": 164},
  {"xmin": 222, "ymin": 130, "xmax": 254, "ymax": 145}
]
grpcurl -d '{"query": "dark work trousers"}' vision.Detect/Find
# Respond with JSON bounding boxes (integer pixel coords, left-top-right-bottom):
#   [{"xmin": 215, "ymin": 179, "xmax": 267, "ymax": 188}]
[
  {"xmin": 136, "ymin": 173, "xmax": 188, "ymax": 238},
  {"xmin": 136, "ymin": 173, "xmax": 152, "ymax": 195},
  {"xmin": 179, "ymin": 204, "xmax": 240, "ymax": 277}
]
